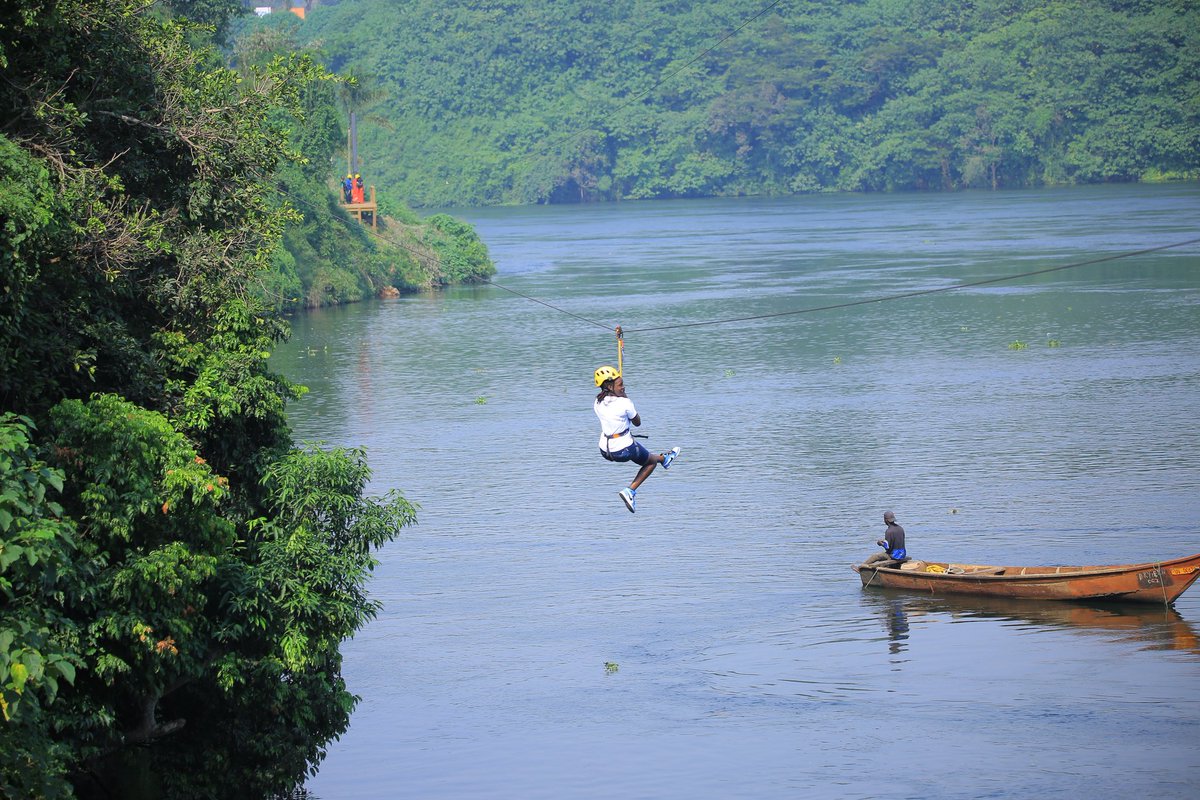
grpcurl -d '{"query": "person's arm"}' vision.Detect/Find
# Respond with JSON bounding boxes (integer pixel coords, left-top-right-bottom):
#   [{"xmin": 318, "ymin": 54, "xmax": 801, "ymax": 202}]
[{"xmin": 624, "ymin": 397, "xmax": 641, "ymax": 427}]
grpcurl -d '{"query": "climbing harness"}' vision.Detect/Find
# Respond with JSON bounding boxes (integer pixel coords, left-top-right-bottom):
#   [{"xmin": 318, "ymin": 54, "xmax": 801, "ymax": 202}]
[{"xmin": 600, "ymin": 428, "xmax": 649, "ymax": 459}]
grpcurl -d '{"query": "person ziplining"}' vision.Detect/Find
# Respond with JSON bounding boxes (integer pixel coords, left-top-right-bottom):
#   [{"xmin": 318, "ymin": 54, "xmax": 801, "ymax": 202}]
[
  {"xmin": 593, "ymin": 328, "xmax": 680, "ymax": 513},
  {"xmin": 482, "ymin": 239, "xmax": 1200, "ymax": 512},
  {"xmin": 593, "ymin": 365, "xmax": 681, "ymax": 513}
]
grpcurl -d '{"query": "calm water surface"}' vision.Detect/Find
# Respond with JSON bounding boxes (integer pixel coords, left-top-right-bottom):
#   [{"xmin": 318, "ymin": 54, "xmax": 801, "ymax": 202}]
[{"xmin": 280, "ymin": 184, "xmax": 1200, "ymax": 799}]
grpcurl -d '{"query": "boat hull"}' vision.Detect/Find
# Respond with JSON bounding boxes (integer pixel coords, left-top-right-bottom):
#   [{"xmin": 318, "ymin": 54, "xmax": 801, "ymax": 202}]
[{"xmin": 854, "ymin": 552, "xmax": 1200, "ymax": 605}]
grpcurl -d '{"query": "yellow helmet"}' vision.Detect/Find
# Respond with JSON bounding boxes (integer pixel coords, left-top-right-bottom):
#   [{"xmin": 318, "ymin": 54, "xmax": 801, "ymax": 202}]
[
  {"xmin": 346, "ymin": 173, "xmax": 352, "ymax": 178},
  {"xmin": 594, "ymin": 365, "xmax": 621, "ymax": 387}
]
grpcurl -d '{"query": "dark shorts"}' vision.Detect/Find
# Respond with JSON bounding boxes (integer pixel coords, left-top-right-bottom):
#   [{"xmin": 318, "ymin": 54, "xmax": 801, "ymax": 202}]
[{"xmin": 600, "ymin": 440, "xmax": 651, "ymax": 466}]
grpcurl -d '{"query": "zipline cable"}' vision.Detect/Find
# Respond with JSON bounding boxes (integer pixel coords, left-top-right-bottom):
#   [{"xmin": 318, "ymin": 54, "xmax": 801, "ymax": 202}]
[
  {"xmin": 482, "ymin": 235, "xmax": 1200, "ymax": 333},
  {"xmin": 289, "ymin": 0, "xmax": 1188, "ymax": 338},
  {"xmin": 280, "ymin": 185, "xmax": 622, "ymax": 330},
  {"xmin": 279, "ymin": 182, "xmax": 1198, "ymax": 337},
  {"xmin": 474, "ymin": 276, "xmax": 614, "ymax": 331},
  {"xmin": 293, "ymin": 0, "xmax": 1193, "ymax": 339},
  {"xmin": 618, "ymin": 235, "xmax": 1200, "ymax": 334}
]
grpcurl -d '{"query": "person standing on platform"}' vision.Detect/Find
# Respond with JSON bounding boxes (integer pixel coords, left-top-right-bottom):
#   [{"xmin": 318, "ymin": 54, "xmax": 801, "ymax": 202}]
[
  {"xmin": 342, "ymin": 173, "xmax": 353, "ymax": 203},
  {"xmin": 352, "ymin": 173, "xmax": 364, "ymax": 203}
]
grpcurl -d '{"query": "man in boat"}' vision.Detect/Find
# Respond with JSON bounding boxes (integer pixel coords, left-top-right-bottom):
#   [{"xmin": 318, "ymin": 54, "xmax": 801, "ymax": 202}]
[
  {"xmin": 862, "ymin": 510, "xmax": 907, "ymax": 567},
  {"xmin": 593, "ymin": 365, "xmax": 680, "ymax": 513}
]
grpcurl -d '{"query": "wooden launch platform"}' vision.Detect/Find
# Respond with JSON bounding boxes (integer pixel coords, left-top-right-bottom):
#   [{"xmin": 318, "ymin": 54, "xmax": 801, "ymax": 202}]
[{"xmin": 343, "ymin": 185, "xmax": 377, "ymax": 228}]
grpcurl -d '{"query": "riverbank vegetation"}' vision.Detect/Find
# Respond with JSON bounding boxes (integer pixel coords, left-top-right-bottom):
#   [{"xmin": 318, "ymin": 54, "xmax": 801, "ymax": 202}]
[
  {"xmin": 268, "ymin": 0, "xmax": 1198, "ymax": 206},
  {"xmin": 230, "ymin": 22, "xmax": 493, "ymax": 313},
  {"xmin": 1, "ymin": 1, "xmax": 426, "ymax": 797}
]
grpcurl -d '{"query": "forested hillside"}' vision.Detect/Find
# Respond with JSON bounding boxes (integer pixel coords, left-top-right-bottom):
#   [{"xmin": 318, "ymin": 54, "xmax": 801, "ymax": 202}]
[
  {"xmin": 229, "ymin": 21, "xmax": 494, "ymax": 312},
  {"xmin": 270, "ymin": 0, "xmax": 1198, "ymax": 207}
]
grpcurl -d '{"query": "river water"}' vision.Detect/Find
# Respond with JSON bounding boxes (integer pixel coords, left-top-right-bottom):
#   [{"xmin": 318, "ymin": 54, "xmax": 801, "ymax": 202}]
[{"xmin": 280, "ymin": 184, "xmax": 1200, "ymax": 800}]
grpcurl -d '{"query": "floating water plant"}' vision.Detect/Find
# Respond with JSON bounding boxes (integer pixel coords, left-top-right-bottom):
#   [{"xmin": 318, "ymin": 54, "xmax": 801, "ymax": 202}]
[
  {"xmin": 604, "ymin": 662, "xmax": 619, "ymax": 674},
  {"xmin": 1047, "ymin": 339, "xmax": 1061, "ymax": 347},
  {"xmin": 474, "ymin": 396, "xmax": 487, "ymax": 405},
  {"xmin": 832, "ymin": 356, "xmax": 842, "ymax": 365},
  {"xmin": 1008, "ymin": 340, "xmax": 1027, "ymax": 350},
  {"xmin": 724, "ymin": 369, "xmax": 735, "ymax": 377}
]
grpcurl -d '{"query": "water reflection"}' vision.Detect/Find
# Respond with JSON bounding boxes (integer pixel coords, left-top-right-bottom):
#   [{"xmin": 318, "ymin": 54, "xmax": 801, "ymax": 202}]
[
  {"xmin": 862, "ymin": 590, "xmax": 1200, "ymax": 655},
  {"xmin": 883, "ymin": 599, "xmax": 910, "ymax": 657}
]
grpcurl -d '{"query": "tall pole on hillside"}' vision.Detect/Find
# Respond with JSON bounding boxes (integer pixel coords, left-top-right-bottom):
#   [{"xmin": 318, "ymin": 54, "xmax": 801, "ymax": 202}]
[{"xmin": 350, "ymin": 111, "xmax": 359, "ymax": 175}]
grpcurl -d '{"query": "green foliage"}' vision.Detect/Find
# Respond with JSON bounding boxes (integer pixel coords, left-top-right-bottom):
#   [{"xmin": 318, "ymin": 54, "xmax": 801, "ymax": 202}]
[
  {"xmin": 251, "ymin": 445, "xmax": 417, "ymax": 671},
  {"xmin": 0, "ymin": 1, "xmax": 420, "ymax": 796},
  {"xmin": 0, "ymin": 414, "xmax": 79, "ymax": 799},
  {"xmin": 422, "ymin": 214, "xmax": 495, "ymax": 285},
  {"xmin": 163, "ymin": 0, "xmax": 246, "ymax": 44},
  {"xmin": 227, "ymin": 14, "xmax": 494, "ymax": 310},
  {"xmin": 44, "ymin": 396, "xmax": 235, "ymax": 767},
  {"xmin": 0, "ymin": 134, "xmax": 92, "ymax": 408},
  {"xmin": 33, "ymin": 396, "xmax": 418, "ymax": 799},
  {"xmin": 156, "ymin": 300, "xmax": 301, "ymax": 437},
  {"xmin": 268, "ymin": 0, "xmax": 1199, "ymax": 205},
  {"xmin": 150, "ymin": 443, "xmax": 414, "ymax": 800}
]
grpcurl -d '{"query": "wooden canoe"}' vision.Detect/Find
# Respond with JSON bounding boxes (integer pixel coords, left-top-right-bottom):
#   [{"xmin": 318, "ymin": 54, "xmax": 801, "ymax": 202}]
[{"xmin": 853, "ymin": 552, "xmax": 1200, "ymax": 605}]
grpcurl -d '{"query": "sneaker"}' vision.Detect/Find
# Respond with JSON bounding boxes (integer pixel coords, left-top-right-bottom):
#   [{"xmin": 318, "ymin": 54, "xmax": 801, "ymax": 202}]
[
  {"xmin": 618, "ymin": 487, "xmax": 636, "ymax": 513},
  {"xmin": 661, "ymin": 447, "xmax": 681, "ymax": 470}
]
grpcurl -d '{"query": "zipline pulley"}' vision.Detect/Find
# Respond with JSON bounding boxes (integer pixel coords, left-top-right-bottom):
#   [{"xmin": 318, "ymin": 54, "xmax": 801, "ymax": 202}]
[{"xmin": 615, "ymin": 325, "xmax": 624, "ymax": 376}]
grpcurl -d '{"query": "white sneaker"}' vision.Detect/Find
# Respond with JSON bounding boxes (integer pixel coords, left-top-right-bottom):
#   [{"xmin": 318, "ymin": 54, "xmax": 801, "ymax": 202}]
[
  {"xmin": 618, "ymin": 487, "xmax": 636, "ymax": 513},
  {"xmin": 661, "ymin": 447, "xmax": 681, "ymax": 470}
]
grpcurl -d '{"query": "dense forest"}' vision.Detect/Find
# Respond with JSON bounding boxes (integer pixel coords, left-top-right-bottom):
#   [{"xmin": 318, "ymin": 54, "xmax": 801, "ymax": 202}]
[
  {"xmin": 0, "ymin": 0, "xmax": 468, "ymax": 798},
  {"xmin": 258, "ymin": 0, "xmax": 1200, "ymax": 207}
]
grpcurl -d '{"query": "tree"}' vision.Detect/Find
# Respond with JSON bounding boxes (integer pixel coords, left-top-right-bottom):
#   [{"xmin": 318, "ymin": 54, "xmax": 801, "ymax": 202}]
[
  {"xmin": 0, "ymin": 1, "xmax": 418, "ymax": 796},
  {"xmin": 0, "ymin": 414, "xmax": 80, "ymax": 799}
]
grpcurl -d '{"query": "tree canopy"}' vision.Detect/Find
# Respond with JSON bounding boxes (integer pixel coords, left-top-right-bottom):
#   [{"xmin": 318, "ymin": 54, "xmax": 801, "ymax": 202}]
[
  {"xmin": 269, "ymin": 0, "xmax": 1199, "ymax": 206},
  {"xmin": 0, "ymin": 1, "xmax": 424, "ymax": 797}
]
